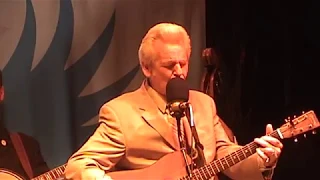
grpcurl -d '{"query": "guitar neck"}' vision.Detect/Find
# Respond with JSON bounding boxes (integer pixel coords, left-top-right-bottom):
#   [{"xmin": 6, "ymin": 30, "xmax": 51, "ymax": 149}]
[
  {"xmin": 32, "ymin": 164, "xmax": 66, "ymax": 180},
  {"xmin": 180, "ymin": 130, "xmax": 281, "ymax": 180}
]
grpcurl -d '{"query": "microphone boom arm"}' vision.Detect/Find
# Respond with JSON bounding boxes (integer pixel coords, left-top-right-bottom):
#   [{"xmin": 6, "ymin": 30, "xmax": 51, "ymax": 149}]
[{"xmin": 185, "ymin": 103, "xmax": 206, "ymax": 168}]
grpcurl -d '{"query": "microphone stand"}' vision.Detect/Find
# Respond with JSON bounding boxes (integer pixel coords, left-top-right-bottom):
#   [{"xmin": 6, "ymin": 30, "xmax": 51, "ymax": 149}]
[
  {"xmin": 185, "ymin": 104, "xmax": 206, "ymax": 168},
  {"xmin": 168, "ymin": 107, "xmax": 193, "ymax": 178}
]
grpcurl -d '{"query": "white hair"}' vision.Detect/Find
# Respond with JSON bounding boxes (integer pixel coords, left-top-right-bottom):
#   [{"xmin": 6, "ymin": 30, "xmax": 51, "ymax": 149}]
[{"xmin": 138, "ymin": 23, "xmax": 191, "ymax": 68}]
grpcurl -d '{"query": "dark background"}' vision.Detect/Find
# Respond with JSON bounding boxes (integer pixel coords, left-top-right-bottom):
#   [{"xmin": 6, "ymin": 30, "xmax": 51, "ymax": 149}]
[{"xmin": 205, "ymin": 0, "xmax": 320, "ymax": 179}]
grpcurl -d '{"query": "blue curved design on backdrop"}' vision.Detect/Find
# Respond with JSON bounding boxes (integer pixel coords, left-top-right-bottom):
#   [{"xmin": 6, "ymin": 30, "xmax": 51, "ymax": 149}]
[
  {"xmin": 3, "ymin": 0, "xmax": 37, "ymax": 134},
  {"xmin": 2, "ymin": 0, "xmax": 139, "ymax": 166}
]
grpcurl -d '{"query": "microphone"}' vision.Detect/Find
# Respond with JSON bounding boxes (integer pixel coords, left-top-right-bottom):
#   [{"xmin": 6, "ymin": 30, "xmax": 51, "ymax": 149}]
[
  {"xmin": 166, "ymin": 77, "xmax": 189, "ymax": 119},
  {"xmin": 166, "ymin": 77, "xmax": 206, "ymax": 169}
]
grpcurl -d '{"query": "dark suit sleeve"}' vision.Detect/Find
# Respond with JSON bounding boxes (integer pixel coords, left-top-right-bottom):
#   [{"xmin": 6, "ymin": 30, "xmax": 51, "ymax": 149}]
[{"xmin": 18, "ymin": 133, "xmax": 50, "ymax": 177}]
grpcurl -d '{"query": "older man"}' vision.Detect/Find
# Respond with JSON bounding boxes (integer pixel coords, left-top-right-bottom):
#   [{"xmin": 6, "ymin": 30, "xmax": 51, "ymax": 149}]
[{"xmin": 65, "ymin": 23, "xmax": 283, "ymax": 180}]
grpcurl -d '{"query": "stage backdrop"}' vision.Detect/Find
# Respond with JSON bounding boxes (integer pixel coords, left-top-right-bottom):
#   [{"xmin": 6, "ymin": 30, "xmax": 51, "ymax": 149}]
[{"xmin": 0, "ymin": 0, "xmax": 206, "ymax": 168}]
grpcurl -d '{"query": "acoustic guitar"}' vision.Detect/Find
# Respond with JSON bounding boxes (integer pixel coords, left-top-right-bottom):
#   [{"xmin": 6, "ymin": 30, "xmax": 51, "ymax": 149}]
[
  {"xmin": 106, "ymin": 110, "xmax": 319, "ymax": 180},
  {"xmin": 2, "ymin": 111, "xmax": 318, "ymax": 180},
  {"xmin": 0, "ymin": 164, "xmax": 66, "ymax": 180}
]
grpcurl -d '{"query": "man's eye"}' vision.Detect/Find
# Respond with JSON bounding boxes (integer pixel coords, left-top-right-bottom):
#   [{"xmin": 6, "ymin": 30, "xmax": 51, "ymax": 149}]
[{"xmin": 165, "ymin": 64, "xmax": 175, "ymax": 69}]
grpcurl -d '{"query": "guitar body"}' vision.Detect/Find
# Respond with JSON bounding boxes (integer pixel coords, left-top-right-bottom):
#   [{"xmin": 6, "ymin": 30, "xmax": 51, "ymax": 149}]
[
  {"xmin": 0, "ymin": 169, "xmax": 25, "ymax": 180},
  {"xmin": 108, "ymin": 151, "xmax": 215, "ymax": 180}
]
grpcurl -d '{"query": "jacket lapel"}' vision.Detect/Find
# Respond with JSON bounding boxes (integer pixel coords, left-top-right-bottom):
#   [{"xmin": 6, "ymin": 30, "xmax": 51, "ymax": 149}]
[
  {"xmin": 140, "ymin": 110, "xmax": 179, "ymax": 150},
  {"xmin": 134, "ymin": 83, "xmax": 179, "ymax": 150}
]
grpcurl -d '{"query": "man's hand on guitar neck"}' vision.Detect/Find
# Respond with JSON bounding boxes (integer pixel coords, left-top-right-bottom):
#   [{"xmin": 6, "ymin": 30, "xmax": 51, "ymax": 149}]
[{"xmin": 254, "ymin": 124, "xmax": 284, "ymax": 168}]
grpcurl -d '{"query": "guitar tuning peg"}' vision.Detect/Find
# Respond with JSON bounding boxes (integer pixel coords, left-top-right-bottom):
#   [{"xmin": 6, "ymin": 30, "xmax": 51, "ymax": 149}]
[
  {"xmin": 312, "ymin": 130, "xmax": 317, "ymax": 135},
  {"xmin": 293, "ymin": 115, "xmax": 296, "ymax": 118},
  {"xmin": 304, "ymin": 134, "xmax": 307, "ymax": 138},
  {"xmin": 294, "ymin": 138, "xmax": 298, "ymax": 142},
  {"xmin": 302, "ymin": 111, "xmax": 305, "ymax": 114}
]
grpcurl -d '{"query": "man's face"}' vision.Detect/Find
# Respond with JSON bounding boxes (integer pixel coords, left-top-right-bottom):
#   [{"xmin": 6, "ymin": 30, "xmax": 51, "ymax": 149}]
[
  {"xmin": 0, "ymin": 86, "xmax": 3, "ymax": 103},
  {"xmin": 143, "ymin": 41, "xmax": 189, "ymax": 96},
  {"xmin": 0, "ymin": 86, "xmax": 3, "ymax": 127}
]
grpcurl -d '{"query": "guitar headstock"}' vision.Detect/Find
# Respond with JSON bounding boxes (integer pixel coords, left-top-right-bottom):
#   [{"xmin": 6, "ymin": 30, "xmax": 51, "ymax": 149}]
[{"xmin": 278, "ymin": 110, "xmax": 319, "ymax": 140}]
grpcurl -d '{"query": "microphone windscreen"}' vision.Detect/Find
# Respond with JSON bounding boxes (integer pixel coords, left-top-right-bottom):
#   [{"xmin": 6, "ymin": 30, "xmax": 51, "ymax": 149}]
[{"xmin": 166, "ymin": 77, "xmax": 189, "ymax": 103}]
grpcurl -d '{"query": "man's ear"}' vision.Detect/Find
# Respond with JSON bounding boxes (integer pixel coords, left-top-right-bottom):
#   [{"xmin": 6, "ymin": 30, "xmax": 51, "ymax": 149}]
[
  {"xmin": 0, "ymin": 86, "xmax": 4, "ymax": 102},
  {"xmin": 141, "ymin": 64, "xmax": 151, "ymax": 78}
]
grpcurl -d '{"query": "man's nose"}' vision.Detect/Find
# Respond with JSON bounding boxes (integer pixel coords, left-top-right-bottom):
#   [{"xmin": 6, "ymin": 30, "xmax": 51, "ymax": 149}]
[{"xmin": 173, "ymin": 64, "xmax": 183, "ymax": 77}]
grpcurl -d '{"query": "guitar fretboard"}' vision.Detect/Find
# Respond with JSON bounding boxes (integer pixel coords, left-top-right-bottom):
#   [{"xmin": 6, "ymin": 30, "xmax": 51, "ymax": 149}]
[
  {"xmin": 32, "ymin": 164, "xmax": 66, "ymax": 180},
  {"xmin": 180, "ymin": 130, "xmax": 280, "ymax": 180}
]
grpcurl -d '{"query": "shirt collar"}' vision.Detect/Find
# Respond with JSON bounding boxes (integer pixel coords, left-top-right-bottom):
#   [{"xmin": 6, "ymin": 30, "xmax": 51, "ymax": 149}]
[{"xmin": 145, "ymin": 79, "xmax": 167, "ymax": 114}]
